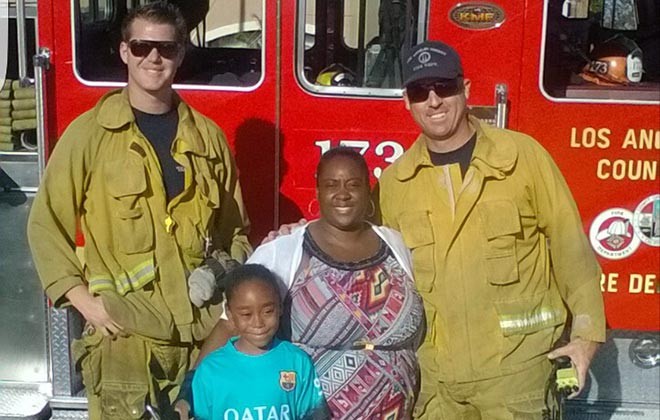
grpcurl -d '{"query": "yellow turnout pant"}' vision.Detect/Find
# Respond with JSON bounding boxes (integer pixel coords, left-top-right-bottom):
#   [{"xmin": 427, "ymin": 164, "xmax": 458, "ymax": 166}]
[
  {"xmin": 414, "ymin": 361, "xmax": 552, "ymax": 420},
  {"xmin": 72, "ymin": 328, "xmax": 195, "ymax": 420}
]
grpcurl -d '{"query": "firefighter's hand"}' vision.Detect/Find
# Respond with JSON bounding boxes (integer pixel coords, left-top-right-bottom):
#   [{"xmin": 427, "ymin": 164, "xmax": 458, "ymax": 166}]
[
  {"xmin": 174, "ymin": 400, "xmax": 191, "ymax": 420},
  {"xmin": 548, "ymin": 338, "xmax": 600, "ymax": 398},
  {"xmin": 261, "ymin": 218, "xmax": 307, "ymax": 244},
  {"xmin": 188, "ymin": 266, "xmax": 216, "ymax": 308},
  {"xmin": 66, "ymin": 285, "xmax": 123, "ymax": 336}
]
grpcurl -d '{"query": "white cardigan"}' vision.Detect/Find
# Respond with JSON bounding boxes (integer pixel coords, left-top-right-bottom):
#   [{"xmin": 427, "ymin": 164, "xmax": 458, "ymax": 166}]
[{"xmin": 247, "ymin": 221, "xmax": 415, "ymax": 299}]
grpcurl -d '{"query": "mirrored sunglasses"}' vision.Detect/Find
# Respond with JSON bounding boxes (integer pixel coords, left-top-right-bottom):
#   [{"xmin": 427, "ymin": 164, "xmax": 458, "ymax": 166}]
[
  {"xmin": 406, "ymin": 79, "xmax": 464, "ymax": 103},
  {"xmin": 128, "ymin": 40, "xmax": 180, "ymax": 59}
]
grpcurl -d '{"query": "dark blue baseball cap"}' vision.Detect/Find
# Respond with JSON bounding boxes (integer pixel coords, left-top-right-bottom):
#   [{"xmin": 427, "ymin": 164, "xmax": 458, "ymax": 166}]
[{"xmin": 402, "ymin": 41, "xmax": 463, "ymax": 87}]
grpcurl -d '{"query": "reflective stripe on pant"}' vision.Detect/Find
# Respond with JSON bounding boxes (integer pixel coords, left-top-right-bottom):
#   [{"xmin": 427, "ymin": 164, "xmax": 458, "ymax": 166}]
[
  {"xmin": 73, "ymin": 329, "xmax": 194, "ymax": 420},
  {"xmin": 414, "ymin": 360, "xmax": 551, "ymax": 420}
]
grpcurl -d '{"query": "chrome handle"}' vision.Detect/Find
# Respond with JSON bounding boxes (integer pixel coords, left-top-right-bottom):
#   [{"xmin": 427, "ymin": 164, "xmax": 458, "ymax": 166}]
[
  {"xmin": 33, "ymin": 47, "xmax": 50, "ymax": 181},
  {"xmin": 16, "ymin": 0, "xmax": 29, "ymax": 82},
  {"xmin": 495, "ymin": 83, "xmax": 508, "ymax": 129}
]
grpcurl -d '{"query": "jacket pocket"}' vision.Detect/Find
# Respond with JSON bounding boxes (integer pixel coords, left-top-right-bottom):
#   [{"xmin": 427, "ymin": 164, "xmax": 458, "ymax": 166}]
[
  {"xmin": 478, "ymin": 200, "xmax": 521, "ymax": 285},
  {"xmin": 176, "ymin": 188, "xmax": 216, "ymax": 260},
  {"xmin": 177, "ymin": 217, "xmax": 206, "ymax": 259},
  {"xmin": 101, "ymin": 382, "xmax": 149, "ymax": 419},
  {"xmin": 105, "ymin": 159, "xmax": 154, "ymax": 255},
  {"xmin": 71, "ymin": 327, "xmax": 103, "ymax": 395},
  {"xmin": 399, "ymin": 210, "xmax": 435, "ymax": 292}
]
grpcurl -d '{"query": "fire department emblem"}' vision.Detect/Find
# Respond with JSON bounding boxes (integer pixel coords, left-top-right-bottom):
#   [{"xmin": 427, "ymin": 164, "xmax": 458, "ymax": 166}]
[
  {"xmin": 633, "ymin": 194, "xmax": 660, "ymax": 247},
  {"xmin": 418, "ymin": 51, "xmax": 432, "ymax": 64},
  {"xmin": 589, "ymin": 208, "xmax": 641, "ymax": 260},
  {"xmin": 449, "ymin": 3, "xmax": 506, "ymax": 30},
  {"xmin": 280, "ymin": 371, "xmax": 296, "ymax": 391}
]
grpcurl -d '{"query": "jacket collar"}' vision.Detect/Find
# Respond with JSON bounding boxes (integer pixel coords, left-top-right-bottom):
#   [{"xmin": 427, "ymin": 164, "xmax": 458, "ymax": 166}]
[
  {"xmin": 394, "ymin": 115, "xmax": 517, "ymax": 181},
  {"xmin": 95, "ymin": 89, "xmax": 208, "ymax": 156},
  {"xmin": 393, "ymin": 132, "xmax": 434, "ymax": 181}
]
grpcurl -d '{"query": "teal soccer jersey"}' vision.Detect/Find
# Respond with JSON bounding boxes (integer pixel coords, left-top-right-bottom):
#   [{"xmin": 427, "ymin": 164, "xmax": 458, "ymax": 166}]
[{"xmin": 193, "ymin": 338, "xmax": 328, "ymax": 420}]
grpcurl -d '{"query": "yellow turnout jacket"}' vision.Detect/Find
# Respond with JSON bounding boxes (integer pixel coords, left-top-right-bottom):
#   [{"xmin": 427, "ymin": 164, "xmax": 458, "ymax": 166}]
[
  {"xmin": 28, "ymin": 89, "xmax": 251, "ymax": 343},
  {"xmin": 377, "ymin": 116, "xmax": 605, "ymax": 384}
]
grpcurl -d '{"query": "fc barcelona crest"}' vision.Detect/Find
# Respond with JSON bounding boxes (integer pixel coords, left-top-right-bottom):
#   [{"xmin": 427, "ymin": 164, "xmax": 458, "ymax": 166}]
[{"xmin": 280, "ymin": 371, "xmax": 296, "ymax": 391}]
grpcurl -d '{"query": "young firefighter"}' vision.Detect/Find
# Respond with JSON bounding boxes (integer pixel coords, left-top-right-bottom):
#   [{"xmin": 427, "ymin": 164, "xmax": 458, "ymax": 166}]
[
  {"xmin": 27, "ymin": 2, "xmax": 250, "ymax": 417},
  {"xmin": 192, "ymin": 264, "xmax": 330, "ymax": 420}
]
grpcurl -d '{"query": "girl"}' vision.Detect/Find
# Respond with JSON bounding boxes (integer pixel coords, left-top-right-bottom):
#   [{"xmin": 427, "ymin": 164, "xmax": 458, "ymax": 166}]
[{"xmin": 192, "ymin": 264, "xmax": 329, "ymax": 420}]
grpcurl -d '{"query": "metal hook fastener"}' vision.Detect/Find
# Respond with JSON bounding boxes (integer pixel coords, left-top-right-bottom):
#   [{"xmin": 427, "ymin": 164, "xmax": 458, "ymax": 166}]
[{"xmin": 145, "ymin": 404, "xmax": 161, "ymax": 420}]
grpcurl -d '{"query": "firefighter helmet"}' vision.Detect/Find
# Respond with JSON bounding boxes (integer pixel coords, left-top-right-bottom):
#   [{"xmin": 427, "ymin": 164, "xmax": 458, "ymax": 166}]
[
  {"xmin": 316, "ymin": 64, "xmax": 357, "ymax": 87},
  {"xmin": 580, "ymin": 35, "xmax": 643, "ymax": 86}
]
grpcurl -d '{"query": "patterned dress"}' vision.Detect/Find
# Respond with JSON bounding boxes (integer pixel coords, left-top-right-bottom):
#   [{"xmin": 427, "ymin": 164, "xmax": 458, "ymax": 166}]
[{"xmin": 284, "ymin": 231, "xmax": 424, "ymax": 419}]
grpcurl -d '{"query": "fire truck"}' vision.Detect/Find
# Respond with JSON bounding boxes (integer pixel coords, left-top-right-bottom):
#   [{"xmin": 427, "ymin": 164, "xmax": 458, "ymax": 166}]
[{"xmin": 0, "ymin": 0, "xmax": 658, "ymax": 418}]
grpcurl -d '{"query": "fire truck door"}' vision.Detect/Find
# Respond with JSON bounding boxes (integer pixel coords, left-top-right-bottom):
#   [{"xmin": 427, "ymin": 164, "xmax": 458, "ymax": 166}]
[{"xmin": 0, "ymin": 1, "xmax": 51, "ymax": 418}]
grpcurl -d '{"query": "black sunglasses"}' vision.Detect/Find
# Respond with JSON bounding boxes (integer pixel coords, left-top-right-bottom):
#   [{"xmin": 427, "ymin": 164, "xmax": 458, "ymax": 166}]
[
  {"xmin": 128, "ymin": 40, "xmax": 180, "ymax": 59},
  {"xmin": 405, "ymin": 79, "xmax": 464, "ymax": 103}
]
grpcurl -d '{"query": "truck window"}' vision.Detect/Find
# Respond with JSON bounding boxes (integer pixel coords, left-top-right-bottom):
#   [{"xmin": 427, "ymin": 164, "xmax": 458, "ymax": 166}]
[
  {"xmin": 297, "ymin": 0, "xmax": 426, "ymax": 97},
  {"xmin": 73, "ymin": 0, "xmax": 264, "ymax": 88},
  {"xmin": 542, "ymin": 0, "xmax": 659, "ymax": 102}
]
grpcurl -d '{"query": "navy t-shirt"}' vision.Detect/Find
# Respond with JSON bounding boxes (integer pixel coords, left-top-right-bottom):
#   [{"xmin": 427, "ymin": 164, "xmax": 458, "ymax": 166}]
[
  {"xmin": 133, "ymin": 107, "xmax": 184, "ymax": 202},
  {"xmin": 428, "ymin": 132, "xmax": 477, "ymax": 177}
]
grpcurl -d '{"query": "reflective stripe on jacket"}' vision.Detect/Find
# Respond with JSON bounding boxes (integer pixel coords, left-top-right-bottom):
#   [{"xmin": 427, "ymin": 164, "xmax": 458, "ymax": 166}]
[
  {"xmin": 28, "ymin": 89, "xmax": 251, "ymax": 342},
  {"xmin": 377, "ymin": 116, "xmax": 605, "ymax": 383}
]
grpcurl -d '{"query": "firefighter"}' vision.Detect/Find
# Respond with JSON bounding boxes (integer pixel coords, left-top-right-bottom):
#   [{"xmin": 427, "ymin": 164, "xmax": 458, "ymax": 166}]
[
  {"xmin": 375, "ymin": 41, "xmax": 606, "ymax": 419},
  {"xmin": 27, "ymin": 2, "xmax": 251, "ymax": 418}
]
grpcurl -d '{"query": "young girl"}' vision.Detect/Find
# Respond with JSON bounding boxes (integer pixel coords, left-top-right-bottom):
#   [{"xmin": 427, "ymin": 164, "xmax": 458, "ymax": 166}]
[{"xmin": 192, "ymin": 264, "xmax": 329, "ymax": 420}]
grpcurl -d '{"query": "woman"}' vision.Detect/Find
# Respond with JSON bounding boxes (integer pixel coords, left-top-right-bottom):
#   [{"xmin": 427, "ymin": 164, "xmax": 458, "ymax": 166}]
[{"xmin": 184, "ymin": 147, "xmax": 424, "ymax": 419}]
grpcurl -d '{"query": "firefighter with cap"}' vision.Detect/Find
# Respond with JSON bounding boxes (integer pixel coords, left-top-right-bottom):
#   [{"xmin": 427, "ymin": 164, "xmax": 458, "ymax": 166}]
[
  {"xmin": 374, "ymin": 40, "xmax": 606, "ymax": 418},
  {"xmin": 27, "ymin": 2, "xmax": 251, "ymax": 418}
]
